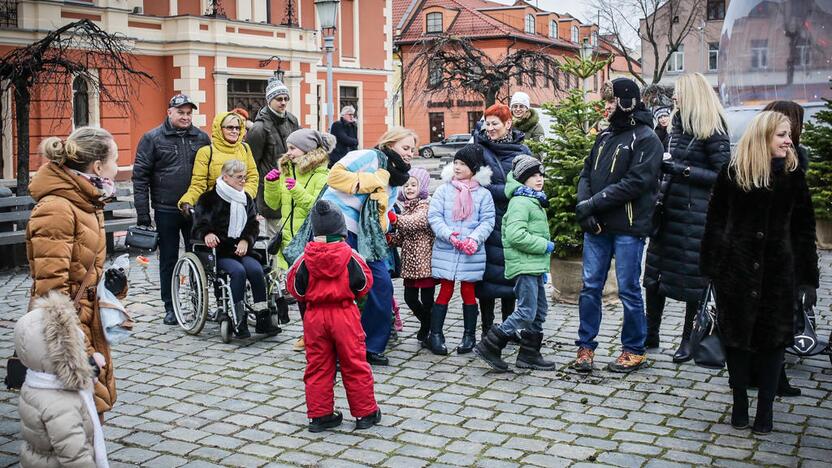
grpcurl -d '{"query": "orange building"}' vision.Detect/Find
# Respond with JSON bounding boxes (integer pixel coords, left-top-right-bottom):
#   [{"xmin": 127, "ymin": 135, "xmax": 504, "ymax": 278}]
[
  {"xmin": 393, "ymin": 0, "xmax": 611, "ymax": 144},
  {"xmin": 0, "ymin": 0, "xmax": 394, "ymax": 180}
]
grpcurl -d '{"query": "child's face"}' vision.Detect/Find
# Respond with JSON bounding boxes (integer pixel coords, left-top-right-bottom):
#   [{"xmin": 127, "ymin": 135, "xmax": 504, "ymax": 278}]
[
  {"xmin": 286, "ymin": 144, "xmax": 304, "ymax": 161},
  {"xmin": 403, "ymin": 177, "xmax": 420, "ymax": 200},
  {"xmin": 524, "ymin": 173, "xmax": 544, "ymax": 192},
  {"xmin": 453, "ymin": 160, "xmax": 473, "ymax": 180}
]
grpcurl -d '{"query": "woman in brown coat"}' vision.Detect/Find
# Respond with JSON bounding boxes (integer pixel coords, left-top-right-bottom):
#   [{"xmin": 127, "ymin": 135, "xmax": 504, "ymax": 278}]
[{"xmin": 26, "ymin": 127, "xmax": 120, "ymax": 419}]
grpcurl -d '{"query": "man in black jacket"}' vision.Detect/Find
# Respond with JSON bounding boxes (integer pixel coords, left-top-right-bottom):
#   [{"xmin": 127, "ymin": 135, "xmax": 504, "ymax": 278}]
[
  {"xmin": 132, "ymin": 94, "xmax": 211, "ymax": 325},
  {"xmin": 329, "ymin": 105, "xmax": 358, "ymax": 167},
  {"xmin": 571, "ymin": 78, "xmax": 663, "ymax": 374}
]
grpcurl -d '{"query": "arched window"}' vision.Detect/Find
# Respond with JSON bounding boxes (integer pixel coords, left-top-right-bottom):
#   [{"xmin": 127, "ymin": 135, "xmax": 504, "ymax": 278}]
[
  {"xmin": 72, "ymin": 76, "xmax": 90, "ymax": 128},
  {"xmin": 571, "ymin": 25, "xmax": 579, "ymax": 43},
  {"xmin": 549, "ymin": 20, "xmax": 557, "ymax": 38},
  {"xmin": 525, "ymin": 14, "xmax": 535, "ymax": 34},
  {"xmin": 426, "ymin": 12, "xmax": 442, "ymax": 33}
]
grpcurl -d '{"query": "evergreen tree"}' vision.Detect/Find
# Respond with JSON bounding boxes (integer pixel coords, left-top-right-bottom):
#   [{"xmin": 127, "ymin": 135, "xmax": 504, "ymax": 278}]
[{"xmin": 803, "ymin": 98, "xmax": 832, "ymax": 221}]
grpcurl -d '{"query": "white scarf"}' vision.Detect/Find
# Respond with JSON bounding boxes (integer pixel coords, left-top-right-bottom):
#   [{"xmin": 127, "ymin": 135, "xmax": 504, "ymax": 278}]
[
  {"xmin": 214, "ymin": 176, "xmax": 247, "ymax": 239},
  {"xmin": 24, "ymin": 369, "xmax": 109, "ymax": 468}
]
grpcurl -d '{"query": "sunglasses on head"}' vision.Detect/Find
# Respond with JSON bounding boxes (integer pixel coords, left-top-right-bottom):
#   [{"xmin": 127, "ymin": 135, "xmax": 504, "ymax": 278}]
[{"xmin": 222, "ymin": 126, "xmax": 241, "ymax": 132}]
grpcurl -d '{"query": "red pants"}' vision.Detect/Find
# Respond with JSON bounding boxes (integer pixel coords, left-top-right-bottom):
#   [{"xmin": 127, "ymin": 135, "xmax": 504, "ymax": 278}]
[
  {"xmin": 303, "ymin": 302, "xmax": 378, "ymax": 419},
  {"xmin": 435, "ymin": 279, "xmax": 477, "ymax": 305}
]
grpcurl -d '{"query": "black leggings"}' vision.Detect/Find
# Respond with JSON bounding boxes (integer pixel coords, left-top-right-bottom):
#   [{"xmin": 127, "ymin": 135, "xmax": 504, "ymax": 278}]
[
  {"xmin": 726, "ymin": 346, "xmax": 784, "ymax": 404},
  {"xmin": 403, "ymin": 286, "xmax": 435, "ymax": 319},
  {"xmin": 479, "ymin": 297, "xmax": 516, "ymax": 332}
]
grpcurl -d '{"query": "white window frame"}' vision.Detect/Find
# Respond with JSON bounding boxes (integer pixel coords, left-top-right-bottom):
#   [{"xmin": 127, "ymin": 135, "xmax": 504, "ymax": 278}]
[
  {"xmin": 708, "ymin": 42, "xmax": 719, "ymax": 71},
  {"xmin": 525, "ymin": 14, "xmax": 535, "ymax": 34},
  {"xmin": 665, "ymin": 45, "xmax": 684, "ymax": 73},
  {"xmin": 71, "ymin": 71, "xmax": 100, "ymax": 130},
  {"xmin": 571, "ymin": 25, "xmax": 579, "ymax": 43},
  {"xmin": 549, "ymin": 20, "xmax": 557, "ymax": 38},
  {"xmin": 750, "ymin": 39, "xmax": 768, "ymax": 69},
  {"xmin": 426, "ymin": 12, "xmax": 442, "ymax": 34}
]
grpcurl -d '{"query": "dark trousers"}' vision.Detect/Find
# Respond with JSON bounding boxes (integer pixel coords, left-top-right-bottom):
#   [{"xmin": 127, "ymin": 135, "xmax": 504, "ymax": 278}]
[
  {"xmin": 726, "ymin": 346, "xmax": 784, "ymax": 419},
  {"xmin": 155, "ymin": 210, "xmax": 192, "ymax": 311},
  {"xmin": 480, "ymin": 297, "xmax": 516, "ymax": 333},
  {"xmin": 403, "ymin": 286, "xmax": 435, "ymax": 320},
  {"xmin": 217, "ymin": 256, "xmax": 267, "ymax": 303},
  {"xmin": 645, "ymin": 289, "xmax": 699, "ymax": 340},
  {"xmin": 346, "ymin": 233, "xmax": 392, "ymax": 355}
]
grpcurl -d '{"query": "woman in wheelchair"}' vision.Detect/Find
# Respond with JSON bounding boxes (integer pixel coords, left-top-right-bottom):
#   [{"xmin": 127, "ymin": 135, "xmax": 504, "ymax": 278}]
[{"xmin": 192, "ymin": 159, "xmax": 280, "ymax": 338}]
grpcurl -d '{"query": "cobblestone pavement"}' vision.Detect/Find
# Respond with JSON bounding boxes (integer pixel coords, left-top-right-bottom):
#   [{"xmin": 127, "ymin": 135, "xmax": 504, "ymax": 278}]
[{"xmin": 0, "ymin": 248, "xmax": 830, "ymax": 467}]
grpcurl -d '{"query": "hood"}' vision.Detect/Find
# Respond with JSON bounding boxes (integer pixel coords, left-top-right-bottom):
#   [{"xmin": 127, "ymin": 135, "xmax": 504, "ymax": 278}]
[
  {"xmin": 211, "ymin": 111, "xmax": 247, "ymax": 152},
  {"xmin": 513, "ymin": 108, "xmax": 540, "ymax": 133},
  {"xmin": 302, "ymin": 241, "xmax": 353, "ymax": 279},
  {"xmin": 441, "ymin": 162, "xmax": 493, "ymax": 186},
  {"xmin": 504, "ymin": 172, "xmax": 523, "ymax": 199},
  {"xmin": 29, "ymin": 162, "xmax": 103, "ymax": 212},
  {"xmin": 278, "ymin": 147, "xmax": 330, "ymax": 175},
  {"xmin": 14, "ymin": 292, "xmax": 94, "ymax": 390}
]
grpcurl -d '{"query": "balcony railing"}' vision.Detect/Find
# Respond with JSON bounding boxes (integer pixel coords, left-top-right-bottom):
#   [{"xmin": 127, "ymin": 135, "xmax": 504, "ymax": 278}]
[{"xmin": 0, "ymin": 0, "xmax": 17, "ymax": 29}]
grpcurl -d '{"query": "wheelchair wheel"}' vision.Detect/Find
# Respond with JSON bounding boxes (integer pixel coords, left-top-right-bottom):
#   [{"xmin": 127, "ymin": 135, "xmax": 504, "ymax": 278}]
[
  {"xmin": 220, "ymin": 319, "xmax": 232, "ymax": 344},
  {"xmin": 171, "ymin": 252, "xmax": 209, "ymax": 335}
]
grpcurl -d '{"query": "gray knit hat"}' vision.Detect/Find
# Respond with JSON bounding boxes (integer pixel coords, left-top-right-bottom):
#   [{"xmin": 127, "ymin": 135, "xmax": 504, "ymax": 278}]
[
  {"xmin": 311, "ymin": 200, "xmax": 347, "ymax": 238},
  {"xmin": 512, "ymin": 154, "xmax": 544, "ymax": 184},
  {"xmin": 265, "ymin": 76, "xmax": 289, "ymax": 102},
  {"xmin": 286, "ymin": 128, "xmax": 337, "ymax": 154}
]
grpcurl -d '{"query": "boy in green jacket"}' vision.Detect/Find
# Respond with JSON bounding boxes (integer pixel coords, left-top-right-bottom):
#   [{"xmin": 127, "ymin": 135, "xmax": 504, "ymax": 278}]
[{"xmin": 474, "ymin": 155, "xmax": 556, "ymax": 372}]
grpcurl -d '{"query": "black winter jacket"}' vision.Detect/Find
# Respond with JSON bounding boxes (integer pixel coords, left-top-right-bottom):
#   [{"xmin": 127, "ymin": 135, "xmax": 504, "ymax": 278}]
[
  {"xmin": 245, "ymin": 106, "xmax": 300, "ymax": 218},
  {"xmin": 329, "ymin": 118, "xmax": 358, "ymax": 167},
  {"xmin": 192, "ymin": 189, "xmax": 260, "ymax": 259},
  {"xmin": 701, "ymin": 164, "xmax": 819, "ymax": 351},
  {"xmin": 643, "ymin": 117, "xmax": 731, "ymax": 302},
  {"xmin": 473, "ymin": 128, "xmax": 532, "ymax": 299},
  {"xmin": 132, "ymin": 120, "xmax": 210, "ymax": 223},
  {"xmin": 577, "ymin": 109, "xmax": 664, "ymax": 237}
]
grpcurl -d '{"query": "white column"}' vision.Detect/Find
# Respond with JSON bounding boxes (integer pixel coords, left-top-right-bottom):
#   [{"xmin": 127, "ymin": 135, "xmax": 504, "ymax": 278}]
[
  {"xmin": 169, "ymin": 0, "xmax": 177, "ymax": 15},
  {"xmin": 173, "ymin": 54, "xmax": 207, "ymax": 128},
  {"xmin": 214, "ymin": 55, "xmax": 229, "ymax": 115},
  {"xmin": 237, "ymin": 0, "xmax": 252, "ymax": 21}
]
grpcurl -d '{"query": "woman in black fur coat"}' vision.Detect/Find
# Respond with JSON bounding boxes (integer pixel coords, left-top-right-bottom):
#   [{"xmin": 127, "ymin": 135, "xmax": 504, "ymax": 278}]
[{"xmin": 700, "ymin": 111, "xmax": 819, "ymax": 435}]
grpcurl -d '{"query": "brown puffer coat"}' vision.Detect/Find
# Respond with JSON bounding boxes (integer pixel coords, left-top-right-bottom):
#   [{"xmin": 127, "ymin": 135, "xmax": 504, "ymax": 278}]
[
  {"xmin": 26, "ymin": 162, "xmax": 114, "ymax": 414},
  {"xmin": 389, "ymin": 198, "xmax": 434, "ymax": 279}
]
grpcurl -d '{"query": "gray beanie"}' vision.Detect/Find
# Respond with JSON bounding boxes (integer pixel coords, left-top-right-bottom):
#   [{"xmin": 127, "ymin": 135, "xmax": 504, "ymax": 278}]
[
  {"xmin": 286, "ymin": 128, "xmax": 337, "ymax": 154},
  {"xmin": 512, "ymin": 154, "xmax": 544, "ymax": 184},
  {"xmin": 265, "ymin": 76, "xmax": 289, "ymax": 102},
  {"xmin": 311, "ymin": 200, "xmax": 348, "ymax": 238}
]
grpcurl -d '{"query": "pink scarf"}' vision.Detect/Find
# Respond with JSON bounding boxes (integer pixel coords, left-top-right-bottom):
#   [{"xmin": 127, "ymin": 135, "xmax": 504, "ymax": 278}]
[{"xmin": 451, "ymin": 177, "xmax": 480, "ymax": 221}]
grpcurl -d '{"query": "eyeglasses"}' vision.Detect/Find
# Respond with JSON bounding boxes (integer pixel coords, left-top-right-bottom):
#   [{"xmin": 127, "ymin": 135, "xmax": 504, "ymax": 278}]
[
  {"xmin": 227, "ymin": 174, "xmax": 246, "ymax": 181},
  {"xmin": 274, "ymin": 96, "xmax": 290, "ymax": 102},
  {"xmin": 222, "ymin": 126, "xmax": 241, "ymax": 132}
]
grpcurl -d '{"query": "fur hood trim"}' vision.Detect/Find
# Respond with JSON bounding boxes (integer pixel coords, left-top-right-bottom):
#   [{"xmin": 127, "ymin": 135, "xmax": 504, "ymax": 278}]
[
  {"xmin": 37, "ymin": 291, "xmax": 93, "ymax": 390},
  {"xmin": 441, "ymin": 162, "xmax": 493, "ymax": 186},
  {"xmin": 278, "ymin": 147, "xmax": 329, "ymax": 175}
]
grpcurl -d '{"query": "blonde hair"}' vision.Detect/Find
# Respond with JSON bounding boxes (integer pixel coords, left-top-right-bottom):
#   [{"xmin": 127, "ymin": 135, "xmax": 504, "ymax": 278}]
[
  {"xmin": 730, "ymin": 111, "xmax": 797, "ymax": 191},
  {"xmin": 41, "ymin": 127, "xmax": 115, "ymax": 172},
  {"xmin": 221, "ymin": 159, "xmax": 246, "ymax": 175},
  {"xmin": 221, "ymin": 113, "xmax": 242, "ymax": 127},
  {"xmin": 673, "ymin": 73, "xmax": 727, "ymax": 140},
  {"xmin": 376, "ymin": 126, "xmax": 419, "ymax": 151}
]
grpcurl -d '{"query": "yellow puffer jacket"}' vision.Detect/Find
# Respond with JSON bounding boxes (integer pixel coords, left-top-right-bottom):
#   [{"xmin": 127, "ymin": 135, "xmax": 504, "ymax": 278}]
[{"xmin": 179, "ymin": 111, "xmax": 259, "ymax": 207}]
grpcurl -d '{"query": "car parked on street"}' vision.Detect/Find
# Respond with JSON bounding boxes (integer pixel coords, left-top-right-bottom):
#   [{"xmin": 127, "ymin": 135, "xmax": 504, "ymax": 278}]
[{"xmin": 418, "ymin": 134, "xmax": 470, "ymax": 158}]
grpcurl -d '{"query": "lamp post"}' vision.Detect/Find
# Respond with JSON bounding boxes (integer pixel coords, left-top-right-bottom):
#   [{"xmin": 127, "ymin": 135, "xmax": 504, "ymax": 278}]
[
  {"xmin": 579, "ymin": 38, "xmax": 593, "ymax": 97},
  {"xmin": 315, "ymin": 0, "xmax": 340, "ymax": 130}
]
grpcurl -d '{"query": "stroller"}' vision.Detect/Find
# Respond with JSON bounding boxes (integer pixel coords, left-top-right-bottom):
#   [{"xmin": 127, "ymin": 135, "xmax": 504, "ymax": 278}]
[{"xmin": 786, "ymin": 294, "xmax": 831, "ymax": 365}]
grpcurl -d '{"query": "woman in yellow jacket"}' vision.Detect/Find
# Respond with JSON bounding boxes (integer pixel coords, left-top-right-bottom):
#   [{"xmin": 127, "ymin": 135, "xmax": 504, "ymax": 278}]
[{"xmin": 179, "ymin": 111, "xmax": 258, "ymax": 212}]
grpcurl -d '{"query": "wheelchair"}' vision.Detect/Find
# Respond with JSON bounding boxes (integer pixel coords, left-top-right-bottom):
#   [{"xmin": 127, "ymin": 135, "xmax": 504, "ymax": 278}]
[{"xmin": 170, "ymin": 237, "xmax": 290, "ymax": 343}]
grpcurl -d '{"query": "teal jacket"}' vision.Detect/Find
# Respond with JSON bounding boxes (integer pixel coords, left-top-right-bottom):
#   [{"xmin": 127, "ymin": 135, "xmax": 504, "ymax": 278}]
[{"xmin": 502, "ymin": 172, "xmax": 552, "ymax": 279}]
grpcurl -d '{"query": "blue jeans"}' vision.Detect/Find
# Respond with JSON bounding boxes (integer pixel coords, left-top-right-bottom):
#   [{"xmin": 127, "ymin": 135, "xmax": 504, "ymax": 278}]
[
  {"xmin": 499, "ymin": 274, "xmax": 547, "ymax": 335},
  {"xmin": 576, "ymin": 232, "xmax": 647, "ymax": 354},
  {"xmin": 217, "ymin": 255, "xmax": 267, "ymax": 303},
  {"xmin": 155, "ymin": 210, "xmax": 192, "ymax": 311},
  {"xmin": 347, "ymin": 233, "xmax": 393, "ymax": 355}
]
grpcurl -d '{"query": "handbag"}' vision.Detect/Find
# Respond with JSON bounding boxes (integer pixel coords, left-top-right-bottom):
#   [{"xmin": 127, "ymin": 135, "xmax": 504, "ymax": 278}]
[
  {"xmin": 689, "ymin": 282, "xmax": 726, "ymax": 369},
  {"xmin": 283, "ymin": 184, "xmax": 328, "ymax": 266},
  {"xmin": 126, "ymin": 225, "xmax": 159, "ymax": 251},
  {"xmin": 5, "ymin": 256, "xmax": 98, "ymax": 390}
]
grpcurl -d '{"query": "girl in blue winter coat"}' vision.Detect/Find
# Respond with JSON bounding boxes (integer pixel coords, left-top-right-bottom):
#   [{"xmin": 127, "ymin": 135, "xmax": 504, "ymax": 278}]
[{"xmin": 427, "ymin": 144, "xmax": 495, "ymax": 356}]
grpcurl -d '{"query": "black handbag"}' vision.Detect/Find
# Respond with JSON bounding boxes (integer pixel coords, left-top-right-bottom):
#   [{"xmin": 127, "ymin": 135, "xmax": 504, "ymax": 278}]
[
  {"xmin": 689, "ymin": 282, "xmax": 726, "ymax": 369},
  {"xmin": 126, "ymin": 225, "xmax": 160, "ymax": 251}
]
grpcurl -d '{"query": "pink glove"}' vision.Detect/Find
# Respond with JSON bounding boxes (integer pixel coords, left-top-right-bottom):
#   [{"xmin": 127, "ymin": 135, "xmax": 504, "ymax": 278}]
[
  {"xmin": 449, "ymin": 232, "xmax": 464, "ymax": 251},
  {"xmin": 461, "ymin": 238, "xmax": 478, "ymax": 255},
  {"xmin": 388, "ymin": 211, "xmax": 398, "ymax": 225},
  {"xmin": 265, "ymin": 168, "xmax": 280, "ymax": 181},
  {"xmin": 285, "ymin": 178, "xmax": 296, "ymax": 190}
]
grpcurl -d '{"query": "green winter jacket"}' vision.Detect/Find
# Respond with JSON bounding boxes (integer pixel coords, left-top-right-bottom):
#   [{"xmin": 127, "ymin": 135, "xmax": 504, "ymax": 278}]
[
  {"xmin": 263, "ymin": 147, "xmax": 329, "ymax": 269},
  {"xmin": 501, "ymin": 172, "xmax": 552, "ymax": 279}
]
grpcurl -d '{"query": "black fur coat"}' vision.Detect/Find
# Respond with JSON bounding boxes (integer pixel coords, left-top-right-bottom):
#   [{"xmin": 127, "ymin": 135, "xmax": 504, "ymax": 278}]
[
  {"xmin": 700, "ymin": 164, "xmax": 819, "ymax": 351},
  {"xmin": 192, "ymin": 189, "xmax": 259, "ymax": 258}
]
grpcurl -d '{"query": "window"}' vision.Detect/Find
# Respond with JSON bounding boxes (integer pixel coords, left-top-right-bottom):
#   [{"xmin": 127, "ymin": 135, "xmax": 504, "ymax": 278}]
[
  {"xmin": 796, "ymin": 37, "xmax": 812, "ymax": 67},
  {"xmin": 428, "ymin": 59, "xmax": 442, "ymax": 88},
  {"xmin": 227, "ymin": 78, "xmax": 268, "ymax": 120},
  {"xmin": 549, "ymin": 20, "xmax": 557, "ymax": 38},
  {"xmin": 591, "ymin": 31, "xmax": 598, "ymax": 47},
  {"xmin": 525, "ymin": 14, "xmax": 535, "ymax": 34},
  {"xmin": 426, "ymin": 12, "xmax": 442, "ymax": 33},
  {"xmin": 708, "ymin": 42, "xmax": 719, "ymax": 71},
  {"xmin": 72, "ymin": 76, "xmax": 90, "ymax": 128},
  {"xmin": 707, "ymin": 0, "xmax": 725, "ymax": 21},
  {"xmin": 339, "ymin": 86, "xmax": 358, "ymax": 117},
  {"xmin": 751, "ymin": 39, "xmax": 768, "ymax": 69},
  {"xmin": 467, "ymin": 111, "xmax": 482, "ymax": 133},
  {"xmin": 666, "ymin": 45, "xmax": 684, "ymax": 72},
  {"xmin": 571, "ymin": 25, "xmax": 579, "ymax": 43}
]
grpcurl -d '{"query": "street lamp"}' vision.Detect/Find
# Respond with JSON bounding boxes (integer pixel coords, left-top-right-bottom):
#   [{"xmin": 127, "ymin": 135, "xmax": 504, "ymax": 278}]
[
  {"xmin": 315, "ymin": 0, "xmax": 340, "ymax": 130},
  {"xmin": 579, "ymin": 38, "xmax": 593, "ymax": 95}
]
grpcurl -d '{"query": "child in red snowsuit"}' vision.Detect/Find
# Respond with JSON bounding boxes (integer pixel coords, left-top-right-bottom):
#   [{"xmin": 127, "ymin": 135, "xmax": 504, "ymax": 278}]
[{"xmin": 287, "ymin": 200, "xmax": 382, "ymax": 432}]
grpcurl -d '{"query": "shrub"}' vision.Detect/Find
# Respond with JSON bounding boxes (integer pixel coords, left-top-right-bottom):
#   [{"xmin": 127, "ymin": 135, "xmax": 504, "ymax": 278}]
[{"xmin": 803, "ymin": 98, "xmax": 832, "ymax": 221}]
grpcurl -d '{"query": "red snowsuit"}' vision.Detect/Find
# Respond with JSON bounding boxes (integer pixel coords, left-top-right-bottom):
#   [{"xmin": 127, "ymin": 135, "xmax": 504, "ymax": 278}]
[{"xmin": 287, "ymin": 240, "xmax": 378, "ymax": 419}]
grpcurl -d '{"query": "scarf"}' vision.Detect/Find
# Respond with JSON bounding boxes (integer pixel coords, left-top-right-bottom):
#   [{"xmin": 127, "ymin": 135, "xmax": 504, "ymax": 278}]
[
  {"xmin": 513, "ymin": 185, "xmax": 549, "ymax": 208},
  {"xmin": 72, "ymin": 170, "xmax": 115, "ymax": 200},
  {"xmin": 214, "ymin": 177, "xmax": 247, "ymax": 239},
  {"xmin": 357, "ymin": 150, "xmax": 391, "ymax": 262},
  {"xmin": 267, "ymin": 105, "xmax": 287, "ymax": 120},
  {"xmin": 25, "ymin": 369, "xmax": 109, "ymax": 468},
  {"xmin": 451, "ymin": 177, "xmax": 480, "ymax": 221},
  {"xmin": 381, "ymin": 147, "xmax": 412, "ymax": 187},
  {"xmin": 513, "ymin": 109, "xmax": 539, "ymax": 134},
  {"xmin": 488, "ymin": 132, "xmax": 514, "ymax": 144}
]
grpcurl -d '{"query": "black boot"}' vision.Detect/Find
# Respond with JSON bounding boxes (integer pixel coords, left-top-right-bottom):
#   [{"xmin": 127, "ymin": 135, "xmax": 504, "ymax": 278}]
[
  {"xmin": 480, "ymin": 299, "xmax": 495, "ymax": 342},
  {"xmin": 673, "ymin": 338, "xmax": 692, "ymax": 363},
  {"xmin": 309, "ymin": 411, "xmax": 343, "ymax": 433},
  {"xmin": 457, "ymin": 304, "xmax": 478, "ymax": 354},
  {"xmin": 164, "ymin": 308, "xmax": 178, "ymax": 325},
  {"xmin": 474, "ymin": 325, "xmax": 510, "ymax": 372},
  {"xmin": 255, "ymin": 310, "xmax": 281, "ymax": 336},
  {"xmin": 516, "ymin": 330, "xmax": 557, "ymax": 370},
  {"xmin": 644, "ymin": 289, "xmax": 663, "ymax": 349},
  {"xmin": 415, "ymin": 305, "xmax": 431, "ymax": 347},
  {"xmin": 731, "ymin": 388, "xmax": 749, "ymax": 429},
  {"xmin": 752, "ymin": 397, "xmax": 774, "ymax": 434},
  {"xmin": 275, "ymin": 297, "xmax": 290, "ymax": 324},
  {"xmin": 427, "ymin": 304, "xmax": 448, "ymax": 355},
  {"xmin": 233, "ymin": 301, "xmax": 250, "ymax": 339},
  {"xmin": 777, "ymin": 365, "xmax": 801, "ymax": 397},
  {"xmin": 673, "ymin": 301, "xmax": 698, "ymax": 362}
]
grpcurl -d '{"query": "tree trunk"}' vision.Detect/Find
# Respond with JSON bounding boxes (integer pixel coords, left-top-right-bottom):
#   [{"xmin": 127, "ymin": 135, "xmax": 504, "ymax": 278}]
[
  {"xmin": 14, "ymin": 85, "xmax": 29, "ymax": 196},
  {"xmin": 484, "ymin": 88, "xmax": 498, "ymax": 108}
]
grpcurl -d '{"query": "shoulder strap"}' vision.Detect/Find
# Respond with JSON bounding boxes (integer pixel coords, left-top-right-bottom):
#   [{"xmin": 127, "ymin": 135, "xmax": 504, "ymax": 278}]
[
  {"xmin": 206, "ymin": 145, "xmax": 214, "ymax": 170},
  {"xmin": 73, "ymin": 255, "xmax": 98, "ymax": 310}
]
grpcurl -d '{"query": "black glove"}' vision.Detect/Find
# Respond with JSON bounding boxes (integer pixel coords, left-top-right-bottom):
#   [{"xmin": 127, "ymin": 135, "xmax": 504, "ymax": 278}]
[
  {"xmin": 579, "ymin": 216, "xmax": 602, "ymax": 235},
  {"xmin": 137, "ymin": 214, "xmax": 152, "ymax": 227},
  {"xmin": 662, "ymin": 160, "xmax": 689, "ymax": 176},
  {"xmin": 799, "ymin": 285, "xmax": 817, "ymax": 309},
  {"xmin": 575, "ymin": 198, "xmax": 597, "ymax": 221}
]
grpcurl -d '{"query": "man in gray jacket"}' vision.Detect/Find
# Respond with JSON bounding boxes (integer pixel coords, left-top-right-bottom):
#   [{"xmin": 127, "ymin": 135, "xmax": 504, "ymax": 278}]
[
  {"xmin": 132, "ymin": 94, "xmax": 210, "ymax": 325},
  {"xmin": 246, "ymin": 75, "xmax": 300, "ymax": 235}
]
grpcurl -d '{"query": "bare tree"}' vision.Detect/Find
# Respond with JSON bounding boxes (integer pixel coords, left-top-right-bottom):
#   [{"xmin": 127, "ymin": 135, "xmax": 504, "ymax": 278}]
[
  {"xmin": 593, "ymin": 0, "xmax": 704, "ymax": 85},
  {"xmin": 403, "ymin": 35, "xmax": 564, "ymax": 108},
  {"xmin": 0, "ymin": 19, "xmax": 152, "ymax": 195}
]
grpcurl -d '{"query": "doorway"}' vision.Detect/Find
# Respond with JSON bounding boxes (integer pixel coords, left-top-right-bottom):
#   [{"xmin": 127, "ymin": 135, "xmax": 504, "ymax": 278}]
[{"xmin": 429, "ymin": 112, "xmax": 445, "ymax": 143}]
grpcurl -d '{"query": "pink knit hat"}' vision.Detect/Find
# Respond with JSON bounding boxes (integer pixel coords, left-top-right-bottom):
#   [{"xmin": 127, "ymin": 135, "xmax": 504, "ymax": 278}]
[{"xmin": 398, "ymin": 167, "xmax": 431, "ymax": 201}]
